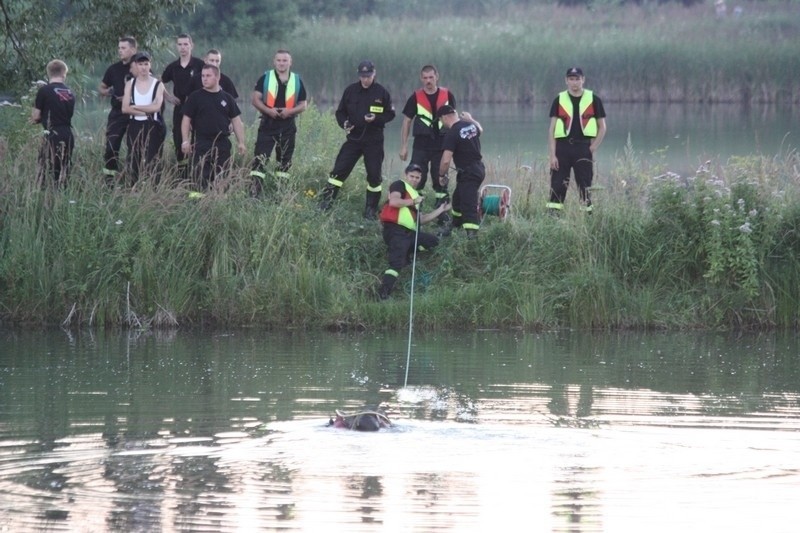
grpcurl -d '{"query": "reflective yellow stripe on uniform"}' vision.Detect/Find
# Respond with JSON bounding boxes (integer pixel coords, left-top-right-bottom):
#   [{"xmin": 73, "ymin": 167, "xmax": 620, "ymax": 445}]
[
  {"xmin": 366, "ymin": 184, "xmax": 382, "ymax": 193},
  {"xmin": 384, "ymin": 269, "xmax": 399, "ymax": 278},
  {"xmin": 328, "ymin": 177, "xmax": 344, "ymax": 187}
]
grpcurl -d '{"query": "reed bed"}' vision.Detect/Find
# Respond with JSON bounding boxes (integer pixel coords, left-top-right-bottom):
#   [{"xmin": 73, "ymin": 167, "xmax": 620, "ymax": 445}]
[
  {"xmin": 215, "ymin": 2, "xmax": 800, "ymax": 104},
  {"xmin": 1, "ymin": 102, "xmax": 799, "ymax": 331}
]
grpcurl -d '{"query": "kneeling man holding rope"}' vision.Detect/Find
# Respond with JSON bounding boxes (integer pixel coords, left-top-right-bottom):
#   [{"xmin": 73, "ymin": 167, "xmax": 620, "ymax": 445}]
[{"xmin": 376, "ymin": 163, "xmax": 451, "ymax": 300}]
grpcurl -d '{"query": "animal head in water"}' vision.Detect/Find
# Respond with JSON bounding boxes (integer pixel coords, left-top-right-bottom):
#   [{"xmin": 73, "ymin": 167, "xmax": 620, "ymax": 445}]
[{"xmin": 328, "ymin": 409, "xmax": 391, "ymax": 431}]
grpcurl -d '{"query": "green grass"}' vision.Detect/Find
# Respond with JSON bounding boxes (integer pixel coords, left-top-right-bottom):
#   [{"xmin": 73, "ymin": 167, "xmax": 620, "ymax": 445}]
[{"xmin": 4, "ymin": 103, "xmax": 799, "ymax": 331}]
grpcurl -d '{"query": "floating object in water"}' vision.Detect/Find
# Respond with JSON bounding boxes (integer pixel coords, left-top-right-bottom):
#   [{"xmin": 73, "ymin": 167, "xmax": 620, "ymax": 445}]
[{"xmin": 328, "ymin": 409, "xmax": 391, "ymax": 431}]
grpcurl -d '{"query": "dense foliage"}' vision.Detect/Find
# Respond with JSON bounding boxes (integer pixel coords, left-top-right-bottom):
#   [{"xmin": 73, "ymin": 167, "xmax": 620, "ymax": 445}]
[{"xmin": 0, "ymin": 0, "xmax": 197, "ymax": 95}]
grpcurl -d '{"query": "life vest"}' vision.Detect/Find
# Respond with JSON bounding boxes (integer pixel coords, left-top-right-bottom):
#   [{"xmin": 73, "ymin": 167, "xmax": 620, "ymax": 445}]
[
  {"xmin": 553, "ymin": 89, "xmax": 597, "ymax": 138},
  {"xmin": 379, "ymin": 181, "xmax": 420, "ymax": 231},
  {"xmin": 413, "ymin": 88, "xmax": 450, "ymax": 136},
  {"xmin": 263, "ymin": 70, "xmax": 300, "ymax": 109}
]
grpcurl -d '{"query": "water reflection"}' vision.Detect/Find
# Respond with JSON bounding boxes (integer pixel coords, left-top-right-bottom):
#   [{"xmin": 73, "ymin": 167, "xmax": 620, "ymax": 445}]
[{"xmin": 1, "ymin": 329, "xmax": 799, "ymax": 531}]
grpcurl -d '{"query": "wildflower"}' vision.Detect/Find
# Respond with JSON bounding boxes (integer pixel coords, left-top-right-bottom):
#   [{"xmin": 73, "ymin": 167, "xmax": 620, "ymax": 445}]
[
  {"xmin": 711, "ymin": 219, "xmax": 721, "ymax": 226},
  {"xmin": 748, "ymin": 209, "xmax": 758, "ymax": 217},
  {"xmin": 115, "ymin": 220, "xmax": 123, "ymax": 225},
  {"xmin": 738, "ymin": 222, "xmax": 752, "ymax": 234}
]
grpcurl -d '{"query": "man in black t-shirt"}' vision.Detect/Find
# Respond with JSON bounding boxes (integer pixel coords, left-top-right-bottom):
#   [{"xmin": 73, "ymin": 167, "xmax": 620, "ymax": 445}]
[
  {"xmin": 31, "ymin": 59, "xmax": 75, "ymax": 188},
  {"xmin": 181, "ymin": 65, "xmax": 247, "ymax": 191},
  {"xmin": 249, "ymin": 49, "xmax": 308, "ymax": 196},
  {"xmin": 162, "ymin": 33, "xmax": 205, "ymax": 173},
  {"xmin": 547, "ymin": 67, "xmax": 607, "ymax": 213},
  {"xmin": 188, "ymin": 49, "xmax": 239, "ymax": 98},
  {"xmin": 438, "ymin": 105, "xmax": 484, "ymax": 238},
  {"xmin": 99, "ymin": 36, "xmax": 136, "ymax": 185}
]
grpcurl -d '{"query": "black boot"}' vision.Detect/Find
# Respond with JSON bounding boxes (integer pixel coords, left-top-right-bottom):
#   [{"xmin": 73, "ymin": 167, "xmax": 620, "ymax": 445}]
[
  {"xmin": 378, "ymin": 274, "xmax": 397, "ymax": 300},
  {"xmin": 319, "ymin": 184, "xmax": 339, "ymax": 211},
  {"xmin": 364, "ymin": 190, "xmax": 381, "ymax": 220}
]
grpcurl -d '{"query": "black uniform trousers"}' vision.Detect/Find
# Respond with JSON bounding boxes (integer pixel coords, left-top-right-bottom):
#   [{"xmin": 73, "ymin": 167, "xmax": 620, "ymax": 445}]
[
  {"xmin": 550, "ymin": 139, "xmax": 594, "ymax": 206},
  {"xmin": 253, "ymin": 129, "xmax": 296, "ymax": 173},
  {"xmin": 103, "ymin": 108, "xmax": 128, "ymax": 178},
  {"xmin": 452, "ymin": 161, "xmax": 485, "ymax": 230},
  {"xmin": 126, "ymin": 120, "xmax": 166, "ymax": 186},
  {"xmin": 383, "ymin": 223, "xmax": 440, "ymax": 272},
  {"xmin": 410, "ymin": 146, "xmax": 447, "ymax": 196},
  {"xmin": 192, "ymin": 136, "xmax": 232, "ymax": 191},
  {"xmin": 172, "ymin": 104, "xmax": 188, "ymax": 165},
  {"xmin": 38, "ymin": 126, "xmax": 74, "ymax": 187},
  {"xmin": 330, "ymin": 135, "xmax": 384, "ymax": 190}
]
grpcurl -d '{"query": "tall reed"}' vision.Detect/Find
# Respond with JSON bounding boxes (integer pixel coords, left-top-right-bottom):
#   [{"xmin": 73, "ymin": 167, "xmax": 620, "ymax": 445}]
[{"xmin": 215, "ymin": 2, "xmax": 800, "ymax": 104}]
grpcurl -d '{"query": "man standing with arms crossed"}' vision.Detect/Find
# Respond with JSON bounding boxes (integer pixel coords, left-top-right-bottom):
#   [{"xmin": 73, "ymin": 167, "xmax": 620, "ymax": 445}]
[
  {"xmin": 250, "ymin": 49, "xmax": 308, "ymax": 196},
  {"xmin": 162, "ymin": 33, "xmax": 205, "ymax": 179},
  {"xmin": 547, "ymin": 67, "xmax": 607, "ymax": 214},
  {"xmin": 399, "ymin": 65, "xmax": 455, "ymax": 224},
  {"xmin": 99, "ymin": 36, "xmax": 136, "ymax": 186}
]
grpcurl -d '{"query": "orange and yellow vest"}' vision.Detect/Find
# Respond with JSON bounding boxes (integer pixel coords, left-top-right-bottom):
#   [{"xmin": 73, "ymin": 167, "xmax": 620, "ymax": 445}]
[
  {"xmin": 263, "ymin": 70, "xmax": 300, "ymax": 109},
  {"xmin": 554, "ymin": 90, "xmax": 597, "ymax": 138},
  {"xmin": 413, "ymin": 88, "xmax": 450, "ymax": 135},
  {"xmin": 379, "ymin": 181, "xmax": 420, "ymax": 231}
]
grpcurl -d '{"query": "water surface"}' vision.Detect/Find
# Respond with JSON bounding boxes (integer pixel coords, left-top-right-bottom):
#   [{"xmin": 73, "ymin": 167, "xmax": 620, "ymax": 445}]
[{"xmin": 1, "ymin": 329, "xmax": 798, "ymax": 532}]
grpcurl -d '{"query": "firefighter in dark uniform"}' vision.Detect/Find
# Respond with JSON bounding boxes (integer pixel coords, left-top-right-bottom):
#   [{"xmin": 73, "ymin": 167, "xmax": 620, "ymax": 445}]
[
  {"xmin": 547, "ymin": 67, "xmax": 607, "ymax": 213},
  {"xmin": 162, "ymin": 33, "xmax": 205, "ymax": 178},
  {"xmin": 319, "ymin": 60, "xmax": 395, "ymax": 220},
  {"xmin": 399, "ymin": 65, "xmax": 456, "ymax": 224},
  {"xmin": 180, "ymin": 65, "xmax": 247, "ymax": 191},
  {"xmin": 377, "ymin": 163, "xmax": 451, "ymax": 300},
  {"xmin": 250, "ymin": 49, "xmax": 308, "ymax": 196},
  {"xmin": 438, "ymin": 105, "xmax": 484, "ymax": 238},
  {"xmin": 31, "ymin": 59, "xmax": 75, "ymax": 188},
  {"xmin": 99, "ymin": 36, "xmax": 137, "ymax": 185}
]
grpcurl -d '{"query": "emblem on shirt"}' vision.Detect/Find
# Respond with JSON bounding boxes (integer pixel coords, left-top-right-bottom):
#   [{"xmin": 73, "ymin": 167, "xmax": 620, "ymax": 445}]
[{"xmin": 460, "ymin": 124, "xmax": 478, "ymax": 139}]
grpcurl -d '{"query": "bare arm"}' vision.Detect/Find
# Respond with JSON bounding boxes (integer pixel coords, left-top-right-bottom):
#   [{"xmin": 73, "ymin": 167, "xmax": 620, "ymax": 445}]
[
  {"xmin": 232, "ymin": 116, "xmax": 247, "ymax": 155},
  {"xmin": 181, "ymin": 115, "xmax": 193, "ymax": 154},
  {"xmin": 439, "ymin": 149, "xmax": 453, "ymax": 181},
  {"xmin": 30, "ymin": 107, "xmax": 42, "ymax": 124},
  {"xmin": 121, "ymin": 81, "xmax": 134, "ymax": 115},
  {"xmin": 591, "ymin": 118, "xmax": 607, "ymax": 153},
  {"xmin": 460, "ymin": 111, "xmax": 482, "ymax": 133},
  {"xmin": 399, "ymin": 115, "xmax": 412, "ymax": 161},
  {"xmin": 251, "ymin": 90, "xmax": 277, "ymax": 119},
  {"xmin": 548, "ymin": 117, "xmax": 558, "ymax": 170}
]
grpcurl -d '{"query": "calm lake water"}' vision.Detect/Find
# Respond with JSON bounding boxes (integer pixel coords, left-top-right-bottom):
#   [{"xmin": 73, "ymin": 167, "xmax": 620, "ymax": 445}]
[
  {"xmin": 75, "ymin": 100, "xmax": 798, "ymax": 178},
  {"xmin": 1, "ymin": 329, "xmax": 799, "ymax": 532}
]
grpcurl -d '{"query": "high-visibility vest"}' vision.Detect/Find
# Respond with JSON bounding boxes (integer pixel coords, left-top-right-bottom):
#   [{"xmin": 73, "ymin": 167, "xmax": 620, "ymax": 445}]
[
  {"xmin": 263, "ymin": 70, "xmax": 300, "ymax": 108},
  {"xmin": 554, "ymin": 89, "xmax": 597, "ymax": 138},
  {"xmin": 413, "ymin": 88, "xmax": 450, "ymax": 135},
  {"xmin": 379, "ymin": 181, "xmax": 419, "ymax": 231}
]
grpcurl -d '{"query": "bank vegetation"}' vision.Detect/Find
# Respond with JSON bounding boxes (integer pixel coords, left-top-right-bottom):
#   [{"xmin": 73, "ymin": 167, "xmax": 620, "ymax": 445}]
[{"xmin": 1, "ymin": 106, "xmax": 798, "ymax": 331}]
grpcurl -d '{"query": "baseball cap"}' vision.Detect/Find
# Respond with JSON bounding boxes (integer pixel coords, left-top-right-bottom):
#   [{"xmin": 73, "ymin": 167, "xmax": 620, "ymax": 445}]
[
  {"xmin": 132, "ymin": 52, "xmax": 151, "ymax": 63},
  {"xmin": 405, "ymin": 163, "xmax": 424, "ymax": 174},
  {"xmin": 436, "ymin": 104, "xmax": 457, "ymax": 118},
  {"xmin": 566, "ymin": 67, "xmax": 584, "ymax": 77},
  {"xmin": 357, "ymin": 60, "xmax": 375, "ymax": 75}
]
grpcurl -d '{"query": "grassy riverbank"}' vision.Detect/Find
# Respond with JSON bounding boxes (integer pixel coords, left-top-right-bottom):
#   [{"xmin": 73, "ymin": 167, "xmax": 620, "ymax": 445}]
[
  {"xmin": 1, "ymin": 105, "xmax": 799, "ymax": 331},
  {"xmin": 217, "ymin": 2, "xmax": 800, "ymax": 104}
]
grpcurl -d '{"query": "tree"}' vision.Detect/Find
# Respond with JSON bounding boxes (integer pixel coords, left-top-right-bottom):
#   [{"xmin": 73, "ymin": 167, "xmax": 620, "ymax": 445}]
[
  {"xmin": 176, "ymin": 0, "xmax": 299, "ymax": 43},
  {"xmin": 0, "ymin": 0, "xmax": 198, "ymax": 96}
]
